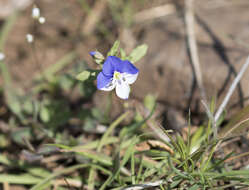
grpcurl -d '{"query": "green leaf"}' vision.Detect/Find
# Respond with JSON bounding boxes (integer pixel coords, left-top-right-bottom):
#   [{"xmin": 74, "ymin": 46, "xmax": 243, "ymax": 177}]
[
  {"xmin": 190, "ymin": 125, "xmax": 205, "ymax": 152},
  {"xmin": 0, "ymin": 174, "xmax": 42, "ymax": 184},
  {"xmin": 127, "ymin": 44, "xmax": 148, "ymax": 63},
  {"xmin": 0, "ymin": 134, "xmax": 8, "ymax": 148},
  {"xmin": 30, "ymin": 164, "xmax": 89, "ymax": 190},
  {"xmin": 76, "ymin": 70, "xmax": 91, "ymax": 81},
  {"xmin": 52, "ymin": 137, "xmax": 119, "ymax": 151},
  {"xmin": 189, "ymin": 184, "xmax": 200, "ymax": 190},
  {"xmin": 97, "ymin": 111, "xmax": 130, "ymax": 152},
  {"xmin": 40, "ymin": 106, "xmax": 50, "ymax": 123},
  {"xmin": 51, "ymin": 144, "xmax": 113, "ymax": 166},
  {"xmin": 8, "ymin": 96, "xmax": 22, "ymax": 116},
  {"xmin": 176, "ymin": 134, "xmax": 187, "ymax": 159},
  {"xmin": 107, "ymin": 40, "xmax": 120, "ymax": 56},
  {"xmin": 11, "ymin": 127, "xmax": 32, "ymax": 145},
  {"xmin": 59, "ymin": 74, "xmax": 75, "ymax": 91},
  {"xmin": 5, "ymin": 90, "xmax": 24, "ymax": 119},
  {"xmin": 120, "ymin": 48, "xmax": 126, "ymax": 59},
  {"xmin": 27, "ymin": 168, "xmax": 51, "ymax": 178},
  {"xmin": 100, "ymin": 136, "xmax": 138, "ymax": 190},
  {"xmin": 76, "ymin": 69, "xmax": 100, "ymax": 82},
  {"xmin": 23, "ymin": 99, "xmax": 33, "ymax": 114}
]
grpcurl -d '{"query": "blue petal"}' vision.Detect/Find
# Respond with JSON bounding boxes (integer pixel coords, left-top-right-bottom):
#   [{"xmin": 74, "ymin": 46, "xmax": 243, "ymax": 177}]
[
  {"xmin": 102, "ymin": 56, "xmax": 119, "ymax": 76},
  {"xmin": 116, "ymin": 60, "xmax": 139, "ymax": 74},
  {"xmin": 97, "ymin": 72, "xmax": 112, "ymax": 89},
  {"xmin": 103, "ymin": 56, "xmax": 139, "ymax": 75}
]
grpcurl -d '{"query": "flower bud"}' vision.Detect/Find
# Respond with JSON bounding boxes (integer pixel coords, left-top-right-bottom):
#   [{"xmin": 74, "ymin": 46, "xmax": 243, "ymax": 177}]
[{"xmin": 89, "ymin": 51, "xmax": 105, "ymax": 64}]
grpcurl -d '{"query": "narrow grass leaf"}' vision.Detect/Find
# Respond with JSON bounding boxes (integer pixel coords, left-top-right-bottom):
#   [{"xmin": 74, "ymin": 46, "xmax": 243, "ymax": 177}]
[
  {"xmin": 190, "ymin": 126, "xmax": 205, "ymax": 152},
  {"xmin": 188, "ymin": 184, "xmax": 200, "ymax": 190},
  {"xmin": 31, "ymin": 164, "xmax": 89, "ymax": 190},
  {"xmin": 167, "ymin": 156, "xmax": 192, "ymax": 180},
  {"xmin": 67, "ymin": 137, "xmax": 119, "ymax": 150},
  {"xmin": 27, "ymin": 168, "xmax": 51, "ymax": 178},
  {"xmin": 100, "ymin": 136, "xmax": 138, "ymax": 190},
  {"xmin": 131, "ymin": 150, "xmax": 135, "ymax": 184},
  {"xmin": 0, "ymin": 174, "xmax": 42, "ymax": 184},
  {"xmin": 97, "ymin": 111, "xmax": 130, "ymax": 152},
  {"xmin": 136, "ymin": 156, "xmax": 144, "ymax": 183}
]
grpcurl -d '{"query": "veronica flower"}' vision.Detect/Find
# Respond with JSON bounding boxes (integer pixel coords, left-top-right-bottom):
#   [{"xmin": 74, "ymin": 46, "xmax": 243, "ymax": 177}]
[{"xmin": 96, "ymin": 56, "xmax": 139, "ymax": 99}]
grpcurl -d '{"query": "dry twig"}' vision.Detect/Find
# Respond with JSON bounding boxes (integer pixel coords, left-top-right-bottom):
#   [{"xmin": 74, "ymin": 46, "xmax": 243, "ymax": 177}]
[
  {"xmin": 214, "ymin": 56, "xmax": 249, "ymax": 123},
  {"xmin": 81, "ymin": 0, "xmax": 108, "ymax": 36},
  {"xmin": 185, "ymin": 0, "xmax": 207, "ymax": 102}
]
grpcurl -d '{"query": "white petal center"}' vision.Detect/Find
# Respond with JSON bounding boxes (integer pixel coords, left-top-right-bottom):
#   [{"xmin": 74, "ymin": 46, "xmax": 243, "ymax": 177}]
[
  {"xmin": 123, "ymin": 73, "xmax": 138, "ymax": 84},
  {"xmin": 115, "ymin": 80, "xmax": 130, "ymax": 99},
  {"xmin": 100, "ymin": 71, "xmax": 137, "ymax": 99}
]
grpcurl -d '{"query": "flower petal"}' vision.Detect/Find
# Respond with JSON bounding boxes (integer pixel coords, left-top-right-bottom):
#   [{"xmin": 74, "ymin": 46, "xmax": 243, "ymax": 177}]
[
  {"xmin": 123, "ymin": 73, "xmax": 138, "ymax": 84},
  {"xmin": 102, "ymin": 56, "xmax": 121, "ymax": 76},
  {"xmin": 115, "ymin": 59, "xmax": 139, "ymax": 75},
  {"xmin": 103, "ymin": 56, "xmax": 139, "ymax": 76},
  {"xmin": 97, "ymin": 72, "xmax": 115, "ymax": 91},
  {"xmin": 115, "ymin": 81, "xmax": 130, "ymax": 99}
]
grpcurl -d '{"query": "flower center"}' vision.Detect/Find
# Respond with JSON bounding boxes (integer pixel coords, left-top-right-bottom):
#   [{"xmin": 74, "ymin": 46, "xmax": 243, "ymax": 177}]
[{"xmin": 114, "ymin": 71, "xmax": 121, "ymax": 80}]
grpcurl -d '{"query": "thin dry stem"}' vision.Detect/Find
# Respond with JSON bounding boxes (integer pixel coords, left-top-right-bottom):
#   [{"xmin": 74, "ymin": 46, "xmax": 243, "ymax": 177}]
[
  {"xmin": 81, "ymin": 0, "xmax": 108, "ymax": 36},
  {"xmin": 185, "ymin": 0, "xmax": 207, "ymax": 102},
  {"xmin": 214, "ymin": 56, "xmax": 249, "ymax": 123}
]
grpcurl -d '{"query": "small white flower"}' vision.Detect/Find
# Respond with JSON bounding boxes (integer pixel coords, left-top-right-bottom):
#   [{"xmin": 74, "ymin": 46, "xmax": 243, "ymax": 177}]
[
  {"xmin": 0, "ymin": 52, "xmax": 5, "ymax": 61},
  {"xmin": 32, "ymin": 7, "xmax": 40, "ymax": 19},
  {"xmin": 97, "ymin": 56, "xmax": 139, "ymax": 99},
  {"xmin": 26, "ymin": 34, "xmax": 34, "ymax": 43},
  {"xmin": 38, "ymin": 17, "xmax": 46, "ymax": 24}
]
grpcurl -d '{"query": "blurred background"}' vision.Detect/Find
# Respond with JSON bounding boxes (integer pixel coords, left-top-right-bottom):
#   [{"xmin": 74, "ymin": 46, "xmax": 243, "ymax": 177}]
[{"xmin": 0, "ymin": 0, "xmax": 249, "ymax": 189}]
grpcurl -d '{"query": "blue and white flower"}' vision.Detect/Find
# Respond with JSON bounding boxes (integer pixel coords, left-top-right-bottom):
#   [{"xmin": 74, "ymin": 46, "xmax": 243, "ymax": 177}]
[{"xmin": 97, "ymin": 56, "xmax": 139, "ymax": 99}]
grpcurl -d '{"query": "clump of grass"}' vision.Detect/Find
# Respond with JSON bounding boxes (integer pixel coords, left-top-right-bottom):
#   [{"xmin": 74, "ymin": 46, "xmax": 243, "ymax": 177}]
[{"xmin": 42, "ymin": 98, "xmax": 248, "ymax": 190}]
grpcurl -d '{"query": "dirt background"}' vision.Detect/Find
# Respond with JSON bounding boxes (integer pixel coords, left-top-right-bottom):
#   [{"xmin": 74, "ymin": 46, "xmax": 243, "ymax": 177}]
[{"xmin": 1, "ymin": 0, "xmax": 249, "ymax": 123}]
